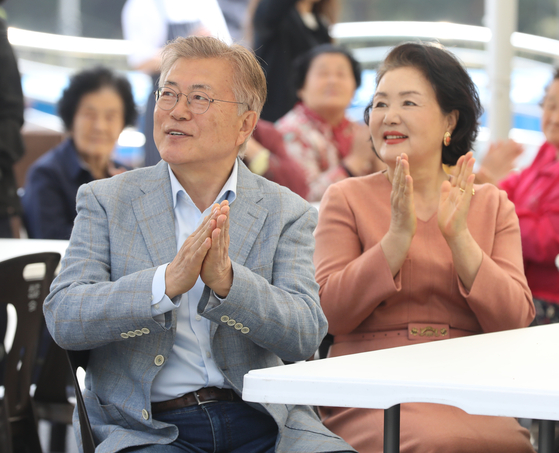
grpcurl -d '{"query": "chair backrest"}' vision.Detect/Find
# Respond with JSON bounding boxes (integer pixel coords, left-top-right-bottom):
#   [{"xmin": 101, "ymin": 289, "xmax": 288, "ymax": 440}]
[
  {"xmin": 0, "ymin": 397, "xmax": 13, "ymax": 453},
  {"xmin": 0, "ymin": 252, "xmax": 60, "ymax": 446},
  {"xmin": 34, "ymin": 337, "xmax": 72, "ymax": 405},
  {"xmin": 67, "ymin": 349, "xmax": 95, "ymax": 453}
]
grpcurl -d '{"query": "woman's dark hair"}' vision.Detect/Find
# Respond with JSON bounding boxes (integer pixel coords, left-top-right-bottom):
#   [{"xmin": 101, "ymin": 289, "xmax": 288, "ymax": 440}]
[
  {"xmin": 364, "ymin": 42, "xmax": 482, "ymax": 166},
  {"xmin": 58, "ymin": 66, "xmax": 137, "ymax": 131},
  {"xmin": 293, "ymin": 44, "xmax": 362, "ymax": 93}
]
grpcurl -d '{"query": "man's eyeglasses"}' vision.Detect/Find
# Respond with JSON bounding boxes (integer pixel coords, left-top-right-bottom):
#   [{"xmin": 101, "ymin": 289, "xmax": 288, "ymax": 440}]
[{"xmin": 154, "ymin": 87, "xmax": 246, "ymax": 114}]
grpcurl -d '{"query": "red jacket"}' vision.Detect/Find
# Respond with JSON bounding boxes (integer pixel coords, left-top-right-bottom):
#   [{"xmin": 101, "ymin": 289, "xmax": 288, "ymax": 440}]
[{"xmin": 500, "ymin": 141, "xmax": 559, "ymax": 303}]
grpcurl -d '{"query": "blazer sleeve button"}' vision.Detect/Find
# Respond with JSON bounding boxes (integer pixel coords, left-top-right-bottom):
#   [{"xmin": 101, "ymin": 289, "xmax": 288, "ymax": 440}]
[
  {"xmin": 154, "ymin": 355, "xmax": 165, "ymax": 366},
  {"xmin": 227, "ymin": 319, "xmax": 236, "ymax": 326},
  {"xmin": 234, "ymin": 323, "xmax": 243, "ymax": 330},
  {"xmin": 120, "ymin": 333, "xmax": 129, "ymax": 339},
  {"xmin": 241, "ymin": 327, "xmax": 250, "ymax": 334},
  {"xmin": 127, "ymin": 331, "xmax": 136, "ymax": 338},
  {"xmin": 142, "ymin": 409, "xmax": 149, "ymax": 420},
  {"xmin": 220, "ymin": 315, "xmax": 230, "ymax": 323},
  {"xmin": 141, "ymin": 328, "xmax": 150, "ymax": 334}
]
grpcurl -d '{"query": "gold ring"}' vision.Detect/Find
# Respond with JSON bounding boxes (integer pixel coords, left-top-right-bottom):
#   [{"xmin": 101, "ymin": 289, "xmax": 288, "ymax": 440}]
[
  {"xmin": 459, "ymin": 188, "xmax": 465, "ymax": 193},
  {"xmin": 472, "ymin": 188, "xmax": 475, "ymax": 196}
]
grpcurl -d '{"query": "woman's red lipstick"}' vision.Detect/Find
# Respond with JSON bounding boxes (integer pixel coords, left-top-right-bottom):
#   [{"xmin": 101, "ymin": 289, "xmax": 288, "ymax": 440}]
[{"xmin": 383, "ymin": 131, "xmax": 408, "ymax": 145}]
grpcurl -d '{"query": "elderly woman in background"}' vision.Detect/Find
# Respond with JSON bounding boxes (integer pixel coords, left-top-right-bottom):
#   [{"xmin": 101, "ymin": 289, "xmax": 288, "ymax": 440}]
[
  {"xmin": 243, "ymin": 119, "xmax": 309, "ymax": 199},
  {"xmin": 314, "ymin": 42, "xmax": 535, "ymax": 452},
  {"xmin": 249, "ymin": 0, "xmax": 336, "ymax": 122},
  {"xmin": 276, "ymin": 44, "xmax": 383, "ymax": 202},
  {"xmin": 22, "ymin": 67, "xmax": 137, "ymax": 239},
  {"xmin": 478, "ymin": 69, "xmax": 559, "ymax": 325}
]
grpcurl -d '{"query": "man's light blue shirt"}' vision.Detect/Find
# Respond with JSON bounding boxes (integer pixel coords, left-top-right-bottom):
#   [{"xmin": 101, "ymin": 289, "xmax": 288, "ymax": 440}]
[{"xmin": 150, "ymin": 160, "xmax": 238, "ymax": 402}]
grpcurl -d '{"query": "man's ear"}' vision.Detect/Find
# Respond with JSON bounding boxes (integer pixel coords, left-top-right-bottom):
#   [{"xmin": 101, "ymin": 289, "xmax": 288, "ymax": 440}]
[{"xmin": 236, "ymin": 110, "xmax": 258, "ymax": 147}]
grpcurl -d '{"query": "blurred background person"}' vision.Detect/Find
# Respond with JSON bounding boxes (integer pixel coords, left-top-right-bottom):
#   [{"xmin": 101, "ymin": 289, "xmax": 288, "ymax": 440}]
[
  {"xmin": 0, "ymin": 0, "xmax": 24, "ymax": 239},
  {"xmin": 478, "ymin": 69, "xmax": 559, "ymax": 325},
  {"xmin": 276, "ymin": 44, "xmax": 384, "ymax": 202},
  {"xmin": 0, "ymin": 0, "xmax": 24, "ymax": 403},
  {"xmin": 314, "ymin": 42, "xmax": 535, "ymax": 453},
  {"xmin": 244, "ymin": 119, "xmax": 309, "ymax": 198},
  {"xmin": 475, "ymin": 138, "xmax": 524, "ymax": 185},
  {"xmin": 248, "ymin": 0, "xmax": 337, "ymax": 122},
  {"xmin": 217, "ymin": 0, "xmax": 251, "ymax": 44},
  {"xmin": 22, "ymin": 67, "xmax": 137, "ymax": 240},
  {"xmin": 121, "ymin": 0, "xmax": 231, "ymax": 166}
]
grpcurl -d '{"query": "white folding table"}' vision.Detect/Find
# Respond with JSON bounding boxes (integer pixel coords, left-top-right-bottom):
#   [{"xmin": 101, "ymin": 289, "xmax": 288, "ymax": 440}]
[
  {"xmin": 0, "ymin": 238, "xmax": 69, "ymax": 262},
  {"xmin": 243, "ymin": 324, "xmax": 559, "ymax": 452}
]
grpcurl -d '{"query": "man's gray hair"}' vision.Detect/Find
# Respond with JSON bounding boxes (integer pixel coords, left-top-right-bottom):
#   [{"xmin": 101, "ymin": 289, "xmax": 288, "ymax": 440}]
[{"xmin": 160, "ymin": 36, "xmax": 267, "ymax": 118}]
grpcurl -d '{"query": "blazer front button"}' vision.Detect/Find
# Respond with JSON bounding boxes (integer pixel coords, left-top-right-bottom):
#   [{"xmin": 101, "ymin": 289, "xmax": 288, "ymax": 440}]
[
  {"xmin": 141, "ymin": 328, "xmax": 150, "ymax": 334},
  {"xmin": 234, "ymin": 323, "xmax": 243, "ymax": 330},
  {"xmin": 154, "ymin": 355, "xmax": 165, "ymax": 366},
  {"xmin": 241, "ymin": 327, "xmax": 250, "ymax": 334},
  {"xmin": 120, "ymin": 332, "xmax": 129, "ymax": 339},
  {"xmin": 220, "ymin": 315, "xmax": 229, "ymax": 323},
  {"xmin": 127, "ymin": 331, "xmax": 136, "ymax": 338},
  {"xmin": 227, "ymin": 319, "xmax": 236, "ymax": 327},
  {"xmin": 142, "ymin": 409, "xmax": 149, "ymax": 420}
]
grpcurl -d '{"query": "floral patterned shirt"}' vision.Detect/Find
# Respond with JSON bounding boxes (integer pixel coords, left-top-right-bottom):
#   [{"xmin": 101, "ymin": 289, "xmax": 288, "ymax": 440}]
[{"xmin": 276, "ymin": 103, "xmax": 354, "ymax": 202}]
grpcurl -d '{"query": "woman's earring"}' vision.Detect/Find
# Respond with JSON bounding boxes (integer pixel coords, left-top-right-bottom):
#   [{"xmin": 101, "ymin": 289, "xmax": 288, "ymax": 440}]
[{"xmin": 443, "ymin": 131, "xmax": 451, "ymax": 147}]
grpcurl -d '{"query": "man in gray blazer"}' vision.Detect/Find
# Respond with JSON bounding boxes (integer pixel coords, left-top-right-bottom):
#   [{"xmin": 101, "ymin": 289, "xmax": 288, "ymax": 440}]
[{"xmin": 44, "ymin": 36, "xmax": 355, "ymax": 453}]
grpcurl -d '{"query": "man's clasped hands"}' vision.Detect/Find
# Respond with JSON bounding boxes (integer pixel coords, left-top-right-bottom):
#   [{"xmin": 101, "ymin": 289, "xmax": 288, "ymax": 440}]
[{"xmin": 165, "ymin": 200, "xmax": 233, "ymax": 300}]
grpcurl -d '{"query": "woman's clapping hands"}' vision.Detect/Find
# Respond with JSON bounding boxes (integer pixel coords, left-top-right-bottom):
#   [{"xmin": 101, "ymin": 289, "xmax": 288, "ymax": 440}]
[
  {"xmin": 388, "ymin": 153, "xmax": 416, "ymax": 239},
  {"xmin": 385, "ymin": 151, "xmax": 481, "ymax": 289},
  {"xmin": 438, "ymin": 151, "xmax": 476, "ymax": 240}
]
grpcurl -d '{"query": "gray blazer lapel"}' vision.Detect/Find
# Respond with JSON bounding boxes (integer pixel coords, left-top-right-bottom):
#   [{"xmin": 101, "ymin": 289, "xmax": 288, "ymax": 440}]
[
  {"xmin": 228, "ymin": 160, "xmax": 268, "ymax": 266},
  {"xmin": 132, "ymin": 161, "xmax": 177, "ymax": 267},
  {"xmin": 209, "ymin": 161, "xmax": 268, "ymax": 338}
]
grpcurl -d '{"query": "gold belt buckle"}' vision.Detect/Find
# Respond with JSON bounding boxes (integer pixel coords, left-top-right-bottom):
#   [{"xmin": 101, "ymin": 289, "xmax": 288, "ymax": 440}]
[{"xmin": 408, "ymin": 323, "xmax": 449, "ymax": 340}]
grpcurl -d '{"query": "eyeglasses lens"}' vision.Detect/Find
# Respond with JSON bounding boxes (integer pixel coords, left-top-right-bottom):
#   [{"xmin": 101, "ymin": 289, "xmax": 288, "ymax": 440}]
[{"xmin": 156, "ymin": 89, "xmax": 210, "ymax": 113}]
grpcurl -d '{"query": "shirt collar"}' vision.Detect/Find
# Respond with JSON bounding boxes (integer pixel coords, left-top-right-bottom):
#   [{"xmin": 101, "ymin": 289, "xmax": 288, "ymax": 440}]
[
  {"xmin": 168, "ymin": 159, "xmax": 238, "ymax": 210},
  {"xmin": 64, "ymin": 139, "xmax": 92, "ymax": 181}
]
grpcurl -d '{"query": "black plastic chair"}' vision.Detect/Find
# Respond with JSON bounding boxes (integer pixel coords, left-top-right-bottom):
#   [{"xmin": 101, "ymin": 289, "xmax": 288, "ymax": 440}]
[
  {"xmin": 0, "ymin": 252, "xmax": 61, "ymax": 453},
  {"xmin": 66, "ymin": 349, "xmax": 95, "ymax": 453},
  {"xmin": 0, "ymin": 396, "xmax": 13, "ymax": 453},
  {"xmin": 33, "ymin": 337, "xmax": 75, "ymax": 453}
]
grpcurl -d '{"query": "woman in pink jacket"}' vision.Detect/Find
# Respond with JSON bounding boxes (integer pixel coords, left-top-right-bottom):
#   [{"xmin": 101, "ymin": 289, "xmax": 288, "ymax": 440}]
[
  {"xmin": 314, "ymin": 42, "xmax": 535, "ymax": 453},
  {"xmin": 481, "ymin": 69, "xmax": 559, "ymax": 324}
]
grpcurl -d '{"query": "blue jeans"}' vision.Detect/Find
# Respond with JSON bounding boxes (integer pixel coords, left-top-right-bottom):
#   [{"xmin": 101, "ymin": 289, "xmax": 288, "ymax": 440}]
[{"xmin": 125, "ymin": 401, "xmax": 277, "ymax": 453}]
